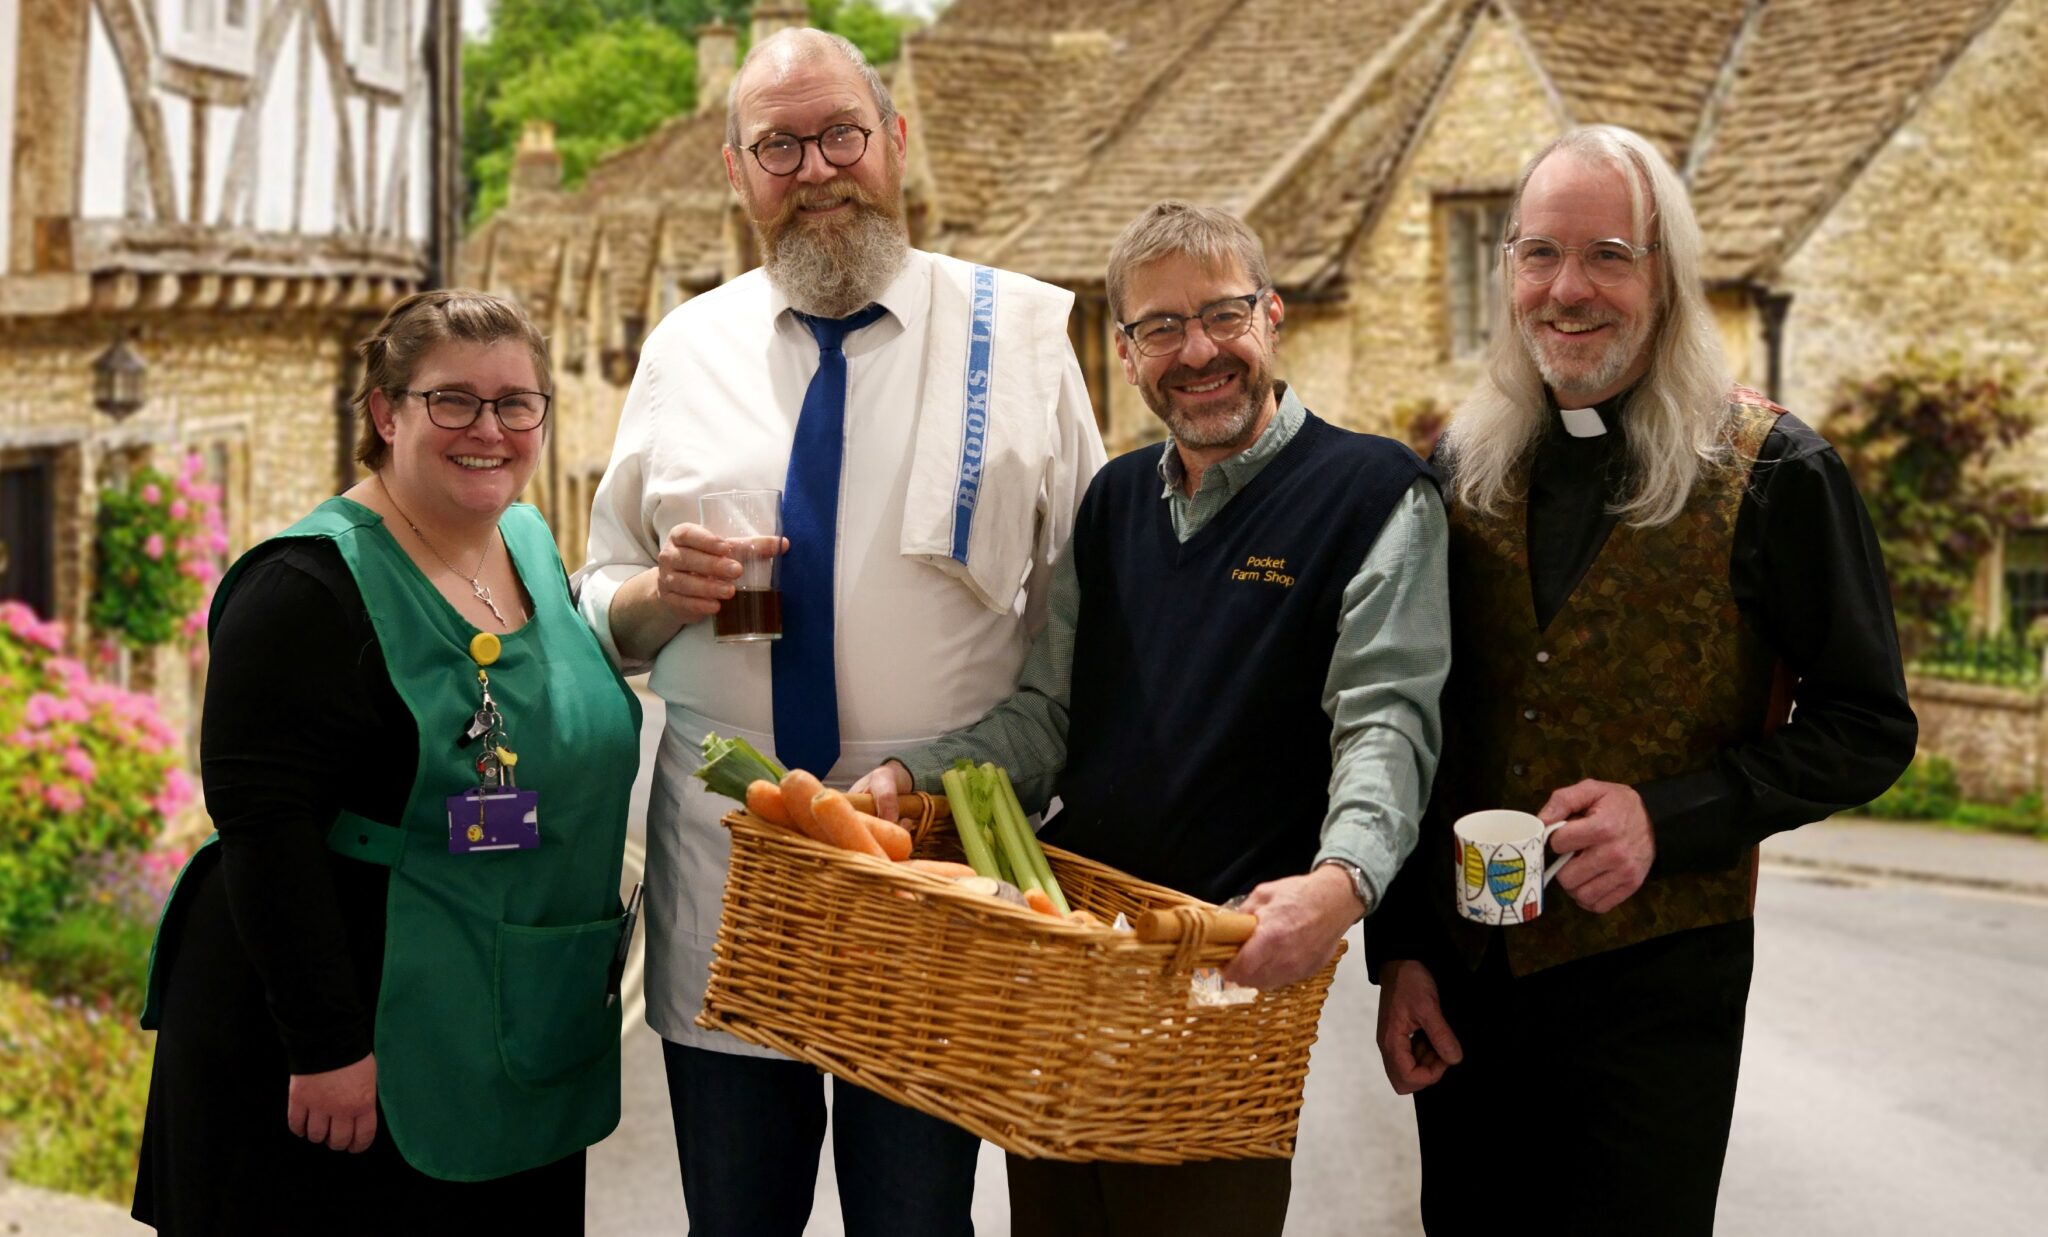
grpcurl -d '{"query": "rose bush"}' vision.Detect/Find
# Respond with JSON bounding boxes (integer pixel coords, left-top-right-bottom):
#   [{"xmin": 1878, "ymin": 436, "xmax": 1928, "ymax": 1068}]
[{"xmin": 0, "ymin": 601, "xmax": 191, "ymax": 938}]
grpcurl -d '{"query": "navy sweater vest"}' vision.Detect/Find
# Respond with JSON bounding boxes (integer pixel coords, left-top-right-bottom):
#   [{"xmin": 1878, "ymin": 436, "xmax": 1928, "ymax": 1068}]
[{"xmin": 1043, "ymin": 412, "xmax": 1431, "ymax": 903}]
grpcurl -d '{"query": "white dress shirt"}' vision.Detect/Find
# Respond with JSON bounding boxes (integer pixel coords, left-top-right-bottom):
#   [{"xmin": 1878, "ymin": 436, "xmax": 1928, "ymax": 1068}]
[{"xmin": 575, "ymin": 249, "xmax": 1106, "ymax": 1052}]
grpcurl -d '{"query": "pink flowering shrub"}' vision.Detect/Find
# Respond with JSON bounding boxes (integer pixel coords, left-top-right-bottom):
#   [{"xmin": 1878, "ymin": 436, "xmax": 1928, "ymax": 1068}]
[
  {"xmin": 88, "ymin": 452, "xmax": 228, "ymax": 650},
  {"xmin": 1, "ymin": 601, "xmax": 187, "ymax": 937}
]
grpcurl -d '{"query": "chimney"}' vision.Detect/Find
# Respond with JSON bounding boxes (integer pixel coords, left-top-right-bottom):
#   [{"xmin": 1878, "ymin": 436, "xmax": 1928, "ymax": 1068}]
[
  {"xmin": 697, "ymin": 22, "xmax": 737, "ymax": 115},
  {"xmin": 509, "ymin": 120, "xmax": 562, "ymax": 206},
  {"xmin": 749, "ymin": 2, "xmax": 810, "ymax": 50}
]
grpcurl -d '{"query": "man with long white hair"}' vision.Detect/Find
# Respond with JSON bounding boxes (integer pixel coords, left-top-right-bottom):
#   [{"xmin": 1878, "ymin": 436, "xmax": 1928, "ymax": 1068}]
[
  {"xmin": 1368, "ymin": 125, "xmax": 1915, "ymax": 1235},
  {"xmin": 575, "ymin": 26, "xmax": 1105, "ymax": 1237}
]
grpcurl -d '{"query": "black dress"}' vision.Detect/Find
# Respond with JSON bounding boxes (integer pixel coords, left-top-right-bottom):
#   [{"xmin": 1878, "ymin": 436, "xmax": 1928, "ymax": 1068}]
[{"xmin": 131, "ymin": 540, "xmax": 584, "ymax": 1235}]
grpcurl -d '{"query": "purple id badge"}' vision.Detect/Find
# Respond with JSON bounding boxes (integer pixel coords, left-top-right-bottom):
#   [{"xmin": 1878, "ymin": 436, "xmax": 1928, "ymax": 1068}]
[{"xmin": 446, "ymin": 788, "xmax": 540, "ymax": 853}]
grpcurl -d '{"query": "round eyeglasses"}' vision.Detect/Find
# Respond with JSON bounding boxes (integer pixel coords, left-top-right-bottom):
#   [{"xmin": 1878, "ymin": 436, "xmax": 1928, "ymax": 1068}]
[
  {"xmin": 1504, "ymin": 236, "xmax": 1661, "ymax": 288},
  {"xmin": 407, "ymin": 389, "xmax": 551, "ymax": 432},
  {"xmin": 742, "ymin": 124, "xmax": 873, "ymax": 177},
  {"xmin": 1119, "ymin": 290, "xmax": 1269, "ymax": 358}
]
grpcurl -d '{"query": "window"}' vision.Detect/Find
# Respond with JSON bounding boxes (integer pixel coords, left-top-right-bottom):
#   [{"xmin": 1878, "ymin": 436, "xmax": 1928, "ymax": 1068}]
[
  {"xmin": 1441, "ymin": 196, "xmax": 1509, "ymax": 360},
  {"xmin": 2006, "ymin": 529, "xmax": 2048, "ymax": 636},
  {"xmin": 347, "ymin": 0, "xmax": 408, "ymax": 93},
  {"xmin": 161, "ymin": 0, "xmax": 257, "ymax": 76}
]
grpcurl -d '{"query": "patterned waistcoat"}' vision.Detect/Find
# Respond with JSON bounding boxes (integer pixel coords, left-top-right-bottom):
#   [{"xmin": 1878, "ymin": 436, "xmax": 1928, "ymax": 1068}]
[{"xmin": 1434, "ymin": 397, "xmax": 1785, "ymax": 975}]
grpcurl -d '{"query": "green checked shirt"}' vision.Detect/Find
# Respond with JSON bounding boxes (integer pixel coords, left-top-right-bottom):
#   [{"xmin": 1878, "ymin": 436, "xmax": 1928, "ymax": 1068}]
[{"xmin": 896, "ymin": 384, "xmax": 1449, "ymax": 909}]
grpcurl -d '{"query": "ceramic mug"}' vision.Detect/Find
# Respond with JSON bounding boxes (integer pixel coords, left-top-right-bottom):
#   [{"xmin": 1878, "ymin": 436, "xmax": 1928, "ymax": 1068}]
[{"xmin": 1453, "ymin": 809, "xmax": 1576, "ymax": 925}]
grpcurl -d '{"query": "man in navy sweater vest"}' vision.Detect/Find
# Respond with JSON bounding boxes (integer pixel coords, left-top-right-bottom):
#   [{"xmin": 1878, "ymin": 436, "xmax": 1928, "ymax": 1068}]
[{"xmin": 856, "ymin": 200, "xmax": 1450, "ymax": 1236}]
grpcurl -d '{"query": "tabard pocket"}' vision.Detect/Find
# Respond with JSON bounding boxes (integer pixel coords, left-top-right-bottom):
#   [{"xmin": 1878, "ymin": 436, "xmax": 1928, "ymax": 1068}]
[{"xmin": 493, "ymin": 916, "xmax": 625, "ymax": 1088}]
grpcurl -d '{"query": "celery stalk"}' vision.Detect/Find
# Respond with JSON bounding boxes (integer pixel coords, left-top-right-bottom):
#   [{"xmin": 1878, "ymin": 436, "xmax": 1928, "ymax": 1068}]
[
  {"xmin": 941, "ymin": 767, "xmax": 1004, "ymax": 880},
  {"xmin": 994, "ymin": 768, "xmax": 1068, "ymax": 914},
  {"xmin": 978, "ymin": 763, "xmax": 1044, "ymax": 897},
  {"xmin": 692, "ymin": 732, "xmax": 787, "ymax": 803}
]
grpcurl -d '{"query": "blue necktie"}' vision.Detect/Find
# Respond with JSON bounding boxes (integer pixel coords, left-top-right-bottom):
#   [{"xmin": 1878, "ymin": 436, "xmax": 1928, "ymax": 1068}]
[{"xmin": 773, "ymin": 303, "xmax": 887, "ymax": 777}]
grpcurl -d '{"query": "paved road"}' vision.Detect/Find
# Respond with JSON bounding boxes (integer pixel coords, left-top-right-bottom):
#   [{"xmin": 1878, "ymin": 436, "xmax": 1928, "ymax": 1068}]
[
  {"xmin": 587, "ymin": 867, "xmax": 2048, "ymax": 1236},
  {"xmin": 1719, "ymin": 870, "xmax": 2048, "ymax": 1234},
  {"xmin": 589, "ymin": 695, "xmax": 2048, "ymax": 1235}
]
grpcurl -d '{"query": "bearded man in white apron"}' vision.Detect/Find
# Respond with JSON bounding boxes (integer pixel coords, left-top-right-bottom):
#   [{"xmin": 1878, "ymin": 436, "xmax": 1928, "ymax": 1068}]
[{"xmin": 573, "ymin": 27, "xmax": 1105, "ymax": 1237}]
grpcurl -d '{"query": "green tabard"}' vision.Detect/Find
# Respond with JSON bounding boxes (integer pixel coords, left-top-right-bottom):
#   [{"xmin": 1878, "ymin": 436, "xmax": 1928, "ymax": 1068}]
[{"xmin": 143, "ymin": 497, "xmax": 643, "ymax": 1182}]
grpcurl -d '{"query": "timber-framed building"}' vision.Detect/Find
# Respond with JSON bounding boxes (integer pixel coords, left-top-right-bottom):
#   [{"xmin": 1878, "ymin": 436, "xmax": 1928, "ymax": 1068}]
[{"xmin": 1, "ymin": 0, "xmax": 460, "ymax": 745}]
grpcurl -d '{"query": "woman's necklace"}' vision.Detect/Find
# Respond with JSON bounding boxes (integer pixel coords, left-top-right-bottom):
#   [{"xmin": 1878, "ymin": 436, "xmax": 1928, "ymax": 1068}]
[{"xmin": 377, "ymin": 475, "xmax": 520, "ymax": 626}]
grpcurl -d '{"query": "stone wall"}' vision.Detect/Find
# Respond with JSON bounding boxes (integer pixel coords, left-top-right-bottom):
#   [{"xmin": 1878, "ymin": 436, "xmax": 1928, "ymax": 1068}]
[
  {"xmin": 1342, "ymin": 12, "xmax": 1562, "ymax": 426},
  {"xmin": 1276, "ymin": 299, "xmax": 1357, "ymax": 429},
  {"xmin": 1100, "ymin": 318, "xmax": 1157, "ymax": 458},
  {"xmin": 1776, "ymin": 0, "xmax": 2048, "ymax": 423},
  {"xmin": 1906, "ymin": 675, "xmax": 2047, "ymax": 804},
  {"xmin": 524, "ymin": 350, "xmax": 630, "ymax": 571},
  {"xmin": 1709, "ymin": 290, "xmax": 1764, "ymax": 395},
  {"xmin": 0, "ymin": 309, "xmax": 369, "ymax": 771}
]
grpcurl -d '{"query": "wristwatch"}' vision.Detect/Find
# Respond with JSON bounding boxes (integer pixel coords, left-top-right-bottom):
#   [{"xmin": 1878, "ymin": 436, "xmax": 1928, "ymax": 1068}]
[{"xmin": 1315, "ymin": 857, "xmax": 1373, "ymax": 921}]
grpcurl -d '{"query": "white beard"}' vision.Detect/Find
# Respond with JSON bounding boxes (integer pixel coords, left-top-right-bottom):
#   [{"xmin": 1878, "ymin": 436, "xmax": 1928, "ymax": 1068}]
[{"xmin": 760, "ymin": 202, "xmax": 909, "ymax": 319}]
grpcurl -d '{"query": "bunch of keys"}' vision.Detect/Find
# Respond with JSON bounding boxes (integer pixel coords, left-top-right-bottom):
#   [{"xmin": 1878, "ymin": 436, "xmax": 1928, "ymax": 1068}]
[
  {"xmin": 446, "ymin": 634, "xmax": 540, "ymax": 853},
  {"xmin": 458, "ymin": 668, "xmax": 501, "ymax": 750},
  {"xmin": 467, "ymin": 670, "xmax": 521, "ymax": 788}
]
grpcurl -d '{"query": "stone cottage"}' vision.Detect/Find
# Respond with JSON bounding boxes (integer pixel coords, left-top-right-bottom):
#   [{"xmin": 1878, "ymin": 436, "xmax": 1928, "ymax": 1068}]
[{"xmin": 478, "ymin": 0, "xmax": 2045, "ymax": 595}]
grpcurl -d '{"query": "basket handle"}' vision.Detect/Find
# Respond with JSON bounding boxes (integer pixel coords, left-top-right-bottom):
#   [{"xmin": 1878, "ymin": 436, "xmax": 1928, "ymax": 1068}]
[
  {"xmin": 845, "ymin": 790, "xmax": 950, "ymax": 848},
  {"xmin": 1133, "ymin": 907, "xmax": 1257, "ymax": 945},
  {"xmin": 1135, "ymin": 906, "xmax": 1258, "ymax": 975}
]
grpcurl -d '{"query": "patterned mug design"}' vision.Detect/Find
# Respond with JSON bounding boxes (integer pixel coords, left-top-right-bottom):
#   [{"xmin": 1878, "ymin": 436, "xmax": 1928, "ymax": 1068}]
[{"xmin": 1454, "ymin": 810, "xmax": 1575, "ymax": 926}]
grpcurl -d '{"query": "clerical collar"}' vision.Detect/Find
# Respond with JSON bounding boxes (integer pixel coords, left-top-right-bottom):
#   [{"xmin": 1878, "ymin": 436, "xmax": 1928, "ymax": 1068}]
[
  {"xmin": 1558, "ymin": 406, "xmax": 1607, "ymax": 438},
  {"xmin": 1548, "ymin": 385, "xmax": 1637, "ymax": 439}
]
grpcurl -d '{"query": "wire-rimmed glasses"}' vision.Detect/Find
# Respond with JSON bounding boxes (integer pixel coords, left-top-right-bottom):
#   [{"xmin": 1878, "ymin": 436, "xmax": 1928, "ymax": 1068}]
[
  {"xmin": 1504, "ymin": 236, "xmax": 1661, "ymax": 287},
  {"xmin": 1118, "ymin": 290, "xmax": 1270, "ymax": 358}
]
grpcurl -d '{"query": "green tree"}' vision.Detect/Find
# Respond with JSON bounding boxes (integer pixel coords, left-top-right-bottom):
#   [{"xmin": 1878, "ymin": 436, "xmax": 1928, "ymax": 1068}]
[
  {"xmin": 463, "ymin": 0, "xmax": 925, "ymax": 225},
  {"xmin": 808, "ymin": 0, "xmax": 925, "ymax": 66},
  {"xmin": 469, "ymin": 17, "xmax": 697, "ymax": 222},
  {"xmin": 1823, "ymin": 352, "xmax": 2043, "ymax": 659}
]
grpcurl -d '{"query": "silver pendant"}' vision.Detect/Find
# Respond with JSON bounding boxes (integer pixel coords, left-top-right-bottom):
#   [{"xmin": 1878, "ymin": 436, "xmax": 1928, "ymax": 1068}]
[{"xmin": 471, "ymin": 578, "xmax": 508, "ymax": 625}]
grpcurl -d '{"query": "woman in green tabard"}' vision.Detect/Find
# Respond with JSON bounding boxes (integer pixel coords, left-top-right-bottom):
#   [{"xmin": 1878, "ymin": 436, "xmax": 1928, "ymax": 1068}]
[{"xmin": 132, "ymin": 290, "xmax": 643, "ymax": 1235}]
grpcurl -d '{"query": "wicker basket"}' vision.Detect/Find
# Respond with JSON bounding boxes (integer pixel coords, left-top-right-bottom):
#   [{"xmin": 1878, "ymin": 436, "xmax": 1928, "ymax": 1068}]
[{"xmin": 696, "ymin": 793, "xmax": 1343, "ymax": 1163}]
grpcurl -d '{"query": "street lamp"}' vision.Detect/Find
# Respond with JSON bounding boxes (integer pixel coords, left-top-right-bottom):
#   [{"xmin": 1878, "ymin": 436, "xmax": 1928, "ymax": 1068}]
[{"xmin": 92, "ymin": 332, "xmax": 148, "ymax": 422}]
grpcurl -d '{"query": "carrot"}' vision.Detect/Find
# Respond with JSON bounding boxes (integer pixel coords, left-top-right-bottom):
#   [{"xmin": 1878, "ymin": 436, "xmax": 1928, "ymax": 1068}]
[
  {"xmin": 863, "ymin": 815, "xmax": 913, "ymax": 862},
  {"xmin": 745, "ymin": 780, "xmax": 794, "ymax": 828},
  {"xmin": 904, "ymin": 859, "xmax": 978, "ymax": 880},
  {"xmin": 1024, "ymin": 888, "xmax": 1059, "ymax": 917},
  {"xmin": 779, "ymin": 769, "xmax": 829, "ymax": 841},
  {"xmin": 809, "ymin": 790, "xmax": 889, "ymax": 859}
]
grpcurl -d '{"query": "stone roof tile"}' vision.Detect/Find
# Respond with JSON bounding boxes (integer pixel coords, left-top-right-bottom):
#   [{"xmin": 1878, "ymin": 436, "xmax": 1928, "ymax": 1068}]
[
  {"xmin": 992, "ymin": 0, "xmax": 1439, "ymax": 284},
  {"xmin": 1253, "ymin": 2, "xmax": 1478, "ymax": 292},
  {"xmin": 904, "ymin": 0, "xmax": 1245, "ymax": 263},
  {"xmin": 1690, "ymin": 0, "xmax": 2008, "ymax": 281},
  {"xmin": 1511, "ymin": 0, "xmax": 1750, "ymax": 168},
  {"xmin": 464, "ymin": 211, "xmax": 587, "ymax": 326}
]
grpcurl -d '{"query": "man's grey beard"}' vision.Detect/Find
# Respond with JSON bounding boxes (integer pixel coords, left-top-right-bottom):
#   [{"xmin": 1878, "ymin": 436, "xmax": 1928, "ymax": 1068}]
[
  {"xmin": 1518, "ymin": 305, "xmax": 1653, "ymax": 403},
  {"xmin": 1140, "ymin": 359, "xmax": 1273, "ymax": 451},
  {"xmin": 759, "ymin": 196, "xmax": 909, "ymax": 319}
]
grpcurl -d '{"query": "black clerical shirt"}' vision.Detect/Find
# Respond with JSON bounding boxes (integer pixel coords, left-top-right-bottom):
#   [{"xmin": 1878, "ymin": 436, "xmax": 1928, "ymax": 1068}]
[{"xmin": 1513, "ymin": 390, "xmax": 1916, "ymax": 874}]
